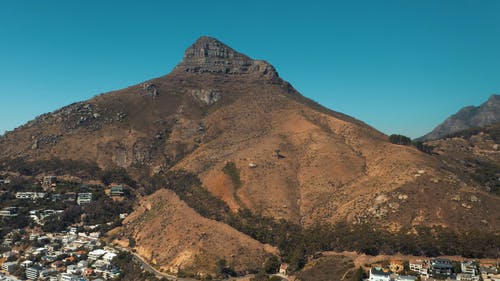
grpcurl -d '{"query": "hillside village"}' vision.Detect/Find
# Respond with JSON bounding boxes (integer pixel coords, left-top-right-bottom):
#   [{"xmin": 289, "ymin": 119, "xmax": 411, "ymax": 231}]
[
  {"xmin": 363, "ymin": 258, "xmax": 499, "ymax": 281},
  {"xmin": 0, "ymin": 175, "xmax": 134, "ymax": 281}
]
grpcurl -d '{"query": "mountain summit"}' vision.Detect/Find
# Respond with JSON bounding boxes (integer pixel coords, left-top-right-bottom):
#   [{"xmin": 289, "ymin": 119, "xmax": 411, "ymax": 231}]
[{"xmin": 174, "ymin": 36, "xmax": 278, "ymax": 77}]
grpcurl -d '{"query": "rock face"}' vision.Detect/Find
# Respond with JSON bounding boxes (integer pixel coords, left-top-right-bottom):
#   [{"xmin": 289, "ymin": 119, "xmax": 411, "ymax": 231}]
[
  {"xmin": 419, "ymin": 94, "xmax": 500, "ymax": 141},
  {"xmin": 174, "ymin": 36, "xmax": 278, "ymax": 78}
]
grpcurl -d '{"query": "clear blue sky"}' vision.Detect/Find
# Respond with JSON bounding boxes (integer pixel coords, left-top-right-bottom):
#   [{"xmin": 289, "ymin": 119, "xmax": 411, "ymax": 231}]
[{"xmin": 1, "ymin": 1, "xmax": 499, "ymax": 138}]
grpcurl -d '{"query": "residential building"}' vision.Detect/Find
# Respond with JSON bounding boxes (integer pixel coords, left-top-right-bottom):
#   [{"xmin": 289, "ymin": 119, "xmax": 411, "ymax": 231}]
[
  {"xmin": 42, "ymin": 176, "xmax": 57, "ymax": 190},
  {"xmin": 77, "ymin": 193, "xmax": 92, "ymax": 205},
  {"xmin": 461, "ymin": 261, "xmax": 478, "ymax": 276},
  {"xmin": 21, "ymin": 260, "xmax": 33, "ymax": 268},
  {"xmin": 409, "ymin": 259, "xmax": 428, "ymax": 276},
  {"xmin": 2, "ymin": 262, "xmax": 17, "ymax": 273},
  {"xmin": 15, "ymin": 192, "xmax": 46, "ymax": 200},
  {"xmin": 60, "ymin": 273, "xmax": 79, "ymax": 281},
  {"xmin": 370, "ymin": 268, "xmax": 391, "ymax": 281},
  {"xmin": 429, "ymin": 258, "xmax": 453, "ymax": 278},
  {"xmin": 102, "ymin": 252, "xmax": 117, "ymax": 264},
  {"xmin": 110, "ymin": 185, "xmax": 125, "ymax": 197},
  {"xmin": 0, "ymin": 207, "xmax": 18, "ymax": 217},
  {"xmin": 66, "ymin": 264, "xmax": 80, "ymax": 275},
  {"xmin": 457, "ymin": 273, "xmax": 480, "ymax": 281},
  {"xmin": 26, "ymin": 266, "xmax": 42, "ymax": 280},
  {"xmin": 88, "ymin": 249, "xmax": 107, "ymax": 260}
]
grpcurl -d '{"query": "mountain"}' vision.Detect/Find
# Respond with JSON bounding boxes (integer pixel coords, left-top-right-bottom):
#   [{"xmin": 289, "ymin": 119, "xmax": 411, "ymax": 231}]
[
  {"xmin": 1, "ymin": 36, "xmax": 499, "ymax": 275},
  {"xmin": 419, "ymin": 94, "xmax": 500, "ymax": 141}
]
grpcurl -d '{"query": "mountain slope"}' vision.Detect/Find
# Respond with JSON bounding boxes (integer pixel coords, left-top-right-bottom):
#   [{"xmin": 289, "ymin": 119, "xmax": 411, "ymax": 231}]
[
  {"xmin": 419, "ymin": 94, "xmax": 500, "ymax": 141},
  {"xmin": 112, "ymin": 189, "xmax": 276, "ymax": 276},
  {"xmin": 0, "ymin": 36, "xmax": 499, "ymax": 273}
]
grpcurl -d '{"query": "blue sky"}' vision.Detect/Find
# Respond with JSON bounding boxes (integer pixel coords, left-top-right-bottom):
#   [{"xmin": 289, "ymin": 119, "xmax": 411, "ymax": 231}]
[{"xmin": 0, "ymin": 1, "xmax": 499, "ymax": 138}]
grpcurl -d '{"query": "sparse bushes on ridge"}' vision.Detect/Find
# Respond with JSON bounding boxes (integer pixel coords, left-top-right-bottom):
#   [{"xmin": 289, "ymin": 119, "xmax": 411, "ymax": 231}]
[
  {"xmin": 389, "ymin": 134, "xmax": 412, "ymax": 145},
  {"xmin": 0, "ymin": 157, "xmax": 101, "ymax": 178}
]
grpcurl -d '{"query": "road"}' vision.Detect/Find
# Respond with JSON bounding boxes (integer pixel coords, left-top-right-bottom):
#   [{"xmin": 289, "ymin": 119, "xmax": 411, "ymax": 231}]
[{"xmin": 115, "ymin": 245, "xmax": 195, "ymax": 281}]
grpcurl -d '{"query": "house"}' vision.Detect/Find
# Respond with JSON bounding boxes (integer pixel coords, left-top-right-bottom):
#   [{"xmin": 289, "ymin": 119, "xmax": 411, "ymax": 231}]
[
  {"xmin": 2, "ymin": 261, "xmax": 17, "ymax": 273},
  {"xmin": 88, "ymin": 249, "xmax": 107, "ymax": 260},
  {"xmin": 429, "ymin": 258, "xmax": 453, "ymax": 278},
  {"xmin": 390, "ymin": 260, "xmax": 405, "ymax": 273},
  {"xmin": 15, "ymin": 192, "xmax": 46, "ymax": 200},
  {"xmin": 59, "ymin": 273, "xmax": 79, "ymax": 281},
  {"xmin": 77, "ymin": 192, "xmax": 92, "ymax": 205},
  {"xmin": 0, "ymin": 207, "xmax": 18, "ymax": 217},
  {"xmin": 26, "ymin": 266, "xmax": 42, "ymax": 280},
  {"xmin": 77, "ymin": 260, "xmax": 88, "ymax": 268},
  {"xmin": 42, "ymin": 176, "xmax": 57, "ymax": 190},
  {"xmin": 21, "ymin": 260, "xmax": 34, "ymax": 268},
  {"xmin": 457, "ymin": 273, "xmax": 480, "ymax": 281},
  {"xmin": 409, "ymin": 259, "xmax": 428, "ymax": 275},
  {"xmin": 110, "ymin": 185, "xmax": 125, "ymax": 197},
  {"xmin": 461, "ymin": 261, "xmax": 478, "ymax": 276},
  {"xmin": 103, "ymin": 252, "xmax": 117, "ymax": 263},
  {"xmin": 66, "ymin": 264, "xmax": 80, "ymax": 275},
  {"xmin": 279, "ymin": 263, "xmax": 289, "ymax": 275},
  {"xmin": 369, "ymin": 268, "xmax": 391, "ymax": 281}
]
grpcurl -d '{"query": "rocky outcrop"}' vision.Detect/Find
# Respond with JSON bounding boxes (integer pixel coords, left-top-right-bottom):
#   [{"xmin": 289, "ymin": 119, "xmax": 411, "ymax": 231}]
[
  {"xmin": 174, "ymin": 36, "xmax": 278, "ymax": 78},
  {"xmin": 190, "ymin": 89, "xmax": 221, "ymax": 105},
  {"xmin": 419, "ymin": 94, "xmax": 500, "ymax": 141}
]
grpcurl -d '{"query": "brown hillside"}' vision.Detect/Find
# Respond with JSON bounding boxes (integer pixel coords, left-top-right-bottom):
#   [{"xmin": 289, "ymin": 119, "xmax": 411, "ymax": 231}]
[
  {"xmin": 112, "ymin": 189, "xmax": 276, "ymax": 276},
  {"xmin": 0, "ymin": 36, "xmax": 499, "ymax": 271}
]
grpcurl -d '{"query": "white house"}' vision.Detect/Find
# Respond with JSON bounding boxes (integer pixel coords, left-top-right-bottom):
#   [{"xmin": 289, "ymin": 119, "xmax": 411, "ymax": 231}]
[
  {"xmin": 369, "ymin": 268, "xmax": 391, "ymax": 281},
  {"xmin": 88, "ymin": 249, "xmax": 107, "ymax": 260}
]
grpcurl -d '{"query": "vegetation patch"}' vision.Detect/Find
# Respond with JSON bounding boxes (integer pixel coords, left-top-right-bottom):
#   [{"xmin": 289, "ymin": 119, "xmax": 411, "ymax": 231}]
[
  {"xmin": 222, "ymin": 161, "xmax": 242, "ymax": 189},
  {"xmin": 295, "ymin": 255, "xmax": 356, "ymax": 281}
]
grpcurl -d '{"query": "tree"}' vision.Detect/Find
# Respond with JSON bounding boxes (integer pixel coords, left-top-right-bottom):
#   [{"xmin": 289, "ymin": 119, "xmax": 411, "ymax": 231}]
[{"xmin": 264, "ymin": 255, "xmax": 281, "ymax": 274}]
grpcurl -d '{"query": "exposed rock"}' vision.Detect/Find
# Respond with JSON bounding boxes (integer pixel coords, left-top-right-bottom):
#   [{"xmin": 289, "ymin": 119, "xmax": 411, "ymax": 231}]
[
  {"xmin": 190, "ymin": 89, "xmax": 221, "ymax": 105},
  {"xmin": 451, "ymin": 195, "xmax": 461, "ymax": 202},
  {"xmin": 470, "ymin": 195, "xmax": 479, "ymax": 202},
  {"xmin": 397, "ymin": 194, "xmax": 408, "ymax": 201},
  {"xmin": 174, "ymin": 36, "xmax": 278, "ymax": 78},
  {"xmin": 31, "ymin": 139, "xmax": 39, "ymax": 150},
  {"xmin": 461, "ymin": 203, "xmax": 473, "ymax": 209},
  {"xmin": 140, "ymin": 83, "xmax": 159, "ymax": 98}
]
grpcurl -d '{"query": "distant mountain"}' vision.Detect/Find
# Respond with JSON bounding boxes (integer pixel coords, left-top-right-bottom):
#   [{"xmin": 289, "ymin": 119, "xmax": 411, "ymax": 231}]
[{"xmin": 419, "ymin": 94, "xmax": 500, "ymax": 141}]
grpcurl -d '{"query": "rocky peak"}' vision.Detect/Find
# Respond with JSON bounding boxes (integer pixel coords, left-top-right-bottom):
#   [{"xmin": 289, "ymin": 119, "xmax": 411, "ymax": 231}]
[
  {"xmin": 174, "ymin": 36, "xmax": 278, "ymax": 77},
  {"xmin": 485, "ymin": 94, "xmax": 500, "ymax": 105}
]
